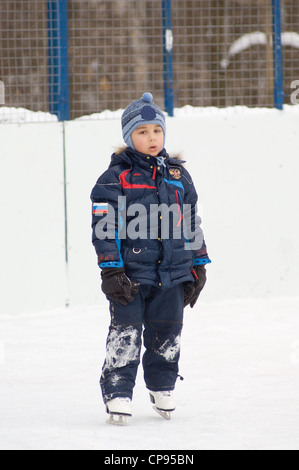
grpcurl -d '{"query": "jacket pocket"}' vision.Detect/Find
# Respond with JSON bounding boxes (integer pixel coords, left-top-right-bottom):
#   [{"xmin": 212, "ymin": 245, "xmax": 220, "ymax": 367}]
[{"xmin": 123, "ymin": 246, "xmax": 160, "ymax": 265}]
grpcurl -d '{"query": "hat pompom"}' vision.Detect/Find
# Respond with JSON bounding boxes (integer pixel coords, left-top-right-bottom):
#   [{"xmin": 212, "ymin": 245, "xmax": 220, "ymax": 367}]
[{"xmin": 142, "ymin": 92, "xmax": 153, "ymax": 103}]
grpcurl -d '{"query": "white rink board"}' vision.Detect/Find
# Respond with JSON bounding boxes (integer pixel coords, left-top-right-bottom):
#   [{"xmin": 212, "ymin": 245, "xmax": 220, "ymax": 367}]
[
  {"xmin": 0, "ymin": 123, "xmax": 66, "ymax": 314},
  {"xmin": 1, "ymin": 106, "xmax": 299, "ymax": 313}
]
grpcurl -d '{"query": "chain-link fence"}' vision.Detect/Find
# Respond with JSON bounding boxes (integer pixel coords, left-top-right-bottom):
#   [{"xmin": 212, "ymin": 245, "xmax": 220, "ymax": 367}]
[
  {"xmin": 0, "ymin": 1, "xmax": 50, "ymax": 121},
  {"xmin": 0, "ymin": 0, "xmax": 299, "ymax": 123}
]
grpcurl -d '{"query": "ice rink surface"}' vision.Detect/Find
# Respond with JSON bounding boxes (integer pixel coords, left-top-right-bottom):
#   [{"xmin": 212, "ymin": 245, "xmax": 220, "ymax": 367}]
[{"xmin": 1, "ymin": 296, "xmax": 298, "ymax": 450}]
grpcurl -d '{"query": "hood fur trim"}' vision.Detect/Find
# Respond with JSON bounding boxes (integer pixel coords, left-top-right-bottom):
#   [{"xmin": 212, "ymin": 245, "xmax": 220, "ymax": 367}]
[{"xmin": 114, "ymin": 146, "xmax": 185, "ymax": 164}]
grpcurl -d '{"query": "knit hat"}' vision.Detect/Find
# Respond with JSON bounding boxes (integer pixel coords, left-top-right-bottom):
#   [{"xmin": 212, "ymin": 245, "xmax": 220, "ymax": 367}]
[{"xmin": 121, "ymin": 92, "xmax": 166, "ymax": 149}]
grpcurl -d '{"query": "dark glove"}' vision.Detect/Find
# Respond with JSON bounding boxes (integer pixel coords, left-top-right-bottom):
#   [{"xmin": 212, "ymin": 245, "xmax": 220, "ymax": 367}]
[
  {"xmin": 184, "ymin": 265, "xmax": 207, "ymax": 308},
  {"xmin": 101, "ymin": 268, "xmax": 140, "ymax": 306}
]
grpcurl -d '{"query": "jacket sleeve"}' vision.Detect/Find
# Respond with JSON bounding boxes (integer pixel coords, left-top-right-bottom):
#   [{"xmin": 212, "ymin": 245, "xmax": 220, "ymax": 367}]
[
  {"xmin": 182, "ymin": 168, "xmax": 211, "ymax": 266},
  {"xmin": 90, "ymin": 167, "xmax": 124, "ymax": 269}
]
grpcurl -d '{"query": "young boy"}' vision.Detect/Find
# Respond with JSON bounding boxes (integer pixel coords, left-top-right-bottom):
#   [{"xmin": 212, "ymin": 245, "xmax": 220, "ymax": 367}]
[{"xmin": 91, "ymin": 93, "xmax": 211, "ymax": 424}]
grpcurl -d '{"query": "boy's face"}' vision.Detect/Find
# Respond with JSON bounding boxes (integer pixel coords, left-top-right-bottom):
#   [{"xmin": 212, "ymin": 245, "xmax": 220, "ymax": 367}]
[{"xmin": 131, "ymin": 124, "xmax": 164, "ymax": 157}]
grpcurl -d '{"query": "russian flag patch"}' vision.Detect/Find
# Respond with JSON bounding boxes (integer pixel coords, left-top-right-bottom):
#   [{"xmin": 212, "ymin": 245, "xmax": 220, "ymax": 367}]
[{"xmin": 93, "ymin": 202, "xmax": 108, "ymax": 215}]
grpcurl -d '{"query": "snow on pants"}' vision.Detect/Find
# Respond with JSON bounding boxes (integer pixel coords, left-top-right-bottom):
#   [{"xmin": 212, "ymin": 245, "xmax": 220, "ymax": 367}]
[{"xmin": 100, "ymin": 284, "xmax": 184, "ymax": 404}]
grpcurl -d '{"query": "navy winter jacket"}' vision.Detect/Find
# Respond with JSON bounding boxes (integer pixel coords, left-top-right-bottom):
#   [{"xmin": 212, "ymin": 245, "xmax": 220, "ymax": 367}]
[{"xmin": 91, "ymin": 147, "xmax": 211, "ymax": 288}]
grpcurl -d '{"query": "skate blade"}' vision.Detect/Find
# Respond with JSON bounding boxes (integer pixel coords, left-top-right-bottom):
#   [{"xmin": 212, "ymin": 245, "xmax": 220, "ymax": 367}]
[
  {"xmin": 106, "ymin": 413, "xmax": 130, "ymax": 426},
  {"xmin": 153, "ymin": 406, "xmax": 172, "ymax": 421}
]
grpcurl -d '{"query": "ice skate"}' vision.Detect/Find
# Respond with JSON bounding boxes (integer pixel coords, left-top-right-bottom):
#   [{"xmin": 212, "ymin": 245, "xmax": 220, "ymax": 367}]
[
  {"xmin": 149, "ymin": 391, "xmax": 176, "ymax": 420},
  {"xmin": 106, "ymin": 397, "xmax": 132, "ymax": 426}
]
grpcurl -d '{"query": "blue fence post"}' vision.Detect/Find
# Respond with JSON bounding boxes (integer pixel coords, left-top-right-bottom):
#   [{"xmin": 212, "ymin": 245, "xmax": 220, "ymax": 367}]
[
  {"xmin": 272, "ymin": 0, "xmax": 284, "ymax": 110},
  {"xmin": 162, "ymin": 0, "xmax": 174, "ymax": 117},
  {"xmin": 47, "ymin": 0, "xmax": 70, "ymax": 121}
]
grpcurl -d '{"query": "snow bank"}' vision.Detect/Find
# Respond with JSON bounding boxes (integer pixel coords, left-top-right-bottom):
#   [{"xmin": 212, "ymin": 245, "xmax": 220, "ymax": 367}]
[
  {"xmin": 220, "ymin": 31, "xmax": 299, "ymax": 70},
  {"xmin": 0, "ymin": 107, "xmax": 58, "ymax": 124},
  {"xmin": 1, "ymin": 105, "xmax": 299, "ymax": 314}
]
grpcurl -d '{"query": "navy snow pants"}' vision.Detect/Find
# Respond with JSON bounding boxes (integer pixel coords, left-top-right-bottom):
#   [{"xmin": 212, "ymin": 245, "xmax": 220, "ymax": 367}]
[{"xmin": 100, "ymin": 284, "xmax": 184, "ymax": 403}]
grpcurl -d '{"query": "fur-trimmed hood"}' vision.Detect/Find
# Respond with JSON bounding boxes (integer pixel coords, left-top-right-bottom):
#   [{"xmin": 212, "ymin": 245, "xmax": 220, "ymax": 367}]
[{"xmin": 111, "ymin": 146, "xmax": 186, "ymax": 168}]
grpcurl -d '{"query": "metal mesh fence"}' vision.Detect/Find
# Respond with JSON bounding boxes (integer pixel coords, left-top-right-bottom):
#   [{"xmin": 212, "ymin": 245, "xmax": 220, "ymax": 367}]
[
  {"xmin": 178, "ymin": 1, "xmax": 276, "ymax": 108},
  {"xmin": 282, "ymin": 0, "xmax": 299, "ymax": 103},
  {"xmin": 68, "ymin": 0, "xmax": 165, "ymax": 118},
  {"xmin": 0, "ymin": 1, "xmax": 49, "ymax": 114},
  {"xmin": 0, "ymin": 0, "xmax": 299, "ymax": 123}
]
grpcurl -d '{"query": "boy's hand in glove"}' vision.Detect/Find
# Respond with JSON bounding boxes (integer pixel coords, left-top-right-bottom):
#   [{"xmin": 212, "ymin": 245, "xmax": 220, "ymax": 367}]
[
  {"xmin": 184, "ymin": 265, "xmax": 207, "ymax": 308},
  {"xmin": 101, "ymin": 268, "xmax": 140, "ymax": 306}
]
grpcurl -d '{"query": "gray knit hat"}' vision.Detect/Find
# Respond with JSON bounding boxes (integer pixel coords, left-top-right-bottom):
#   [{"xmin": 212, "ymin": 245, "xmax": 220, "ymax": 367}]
[{"xmin": 121, "ymin": 92, "xmax": 166, "ymax": 149}]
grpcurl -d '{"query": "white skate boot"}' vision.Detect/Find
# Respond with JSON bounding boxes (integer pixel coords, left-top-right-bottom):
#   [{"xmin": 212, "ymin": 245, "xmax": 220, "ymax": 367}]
[
  {"xmin": 106, "ymin": 397, "xmax": 132, "ymax": 426},
  {"xmin": 149, "ymin": 391, "xmax": 176, "ymax": 420}
]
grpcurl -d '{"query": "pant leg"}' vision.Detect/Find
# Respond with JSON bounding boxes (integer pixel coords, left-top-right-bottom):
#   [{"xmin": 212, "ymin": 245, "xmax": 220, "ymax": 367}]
[
  {"xmin": 100, "ymin": 285, "xmax": 150, "ymax": 404},
  {"xmin": 142, "ymin": 284, "xmax": 184, "ymax": 392}
]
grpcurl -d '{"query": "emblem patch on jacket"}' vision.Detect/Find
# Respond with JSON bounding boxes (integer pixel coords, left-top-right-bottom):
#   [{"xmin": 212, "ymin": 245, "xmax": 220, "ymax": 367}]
[
  {"xmin": 169, "ymin": 168, "xmax": 182, "ymax": 180},
  {"xmin": 93, "ymin": 202, "xmax": 108, "ymax": 215}
]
